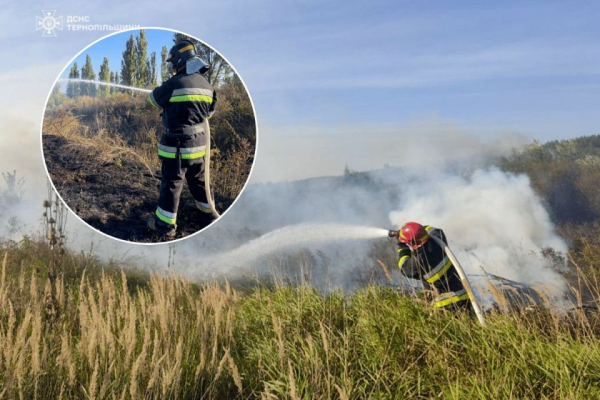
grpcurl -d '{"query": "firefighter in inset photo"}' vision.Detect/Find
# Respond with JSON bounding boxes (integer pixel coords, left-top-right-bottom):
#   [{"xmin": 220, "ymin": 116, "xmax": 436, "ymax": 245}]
[{"xmin": 147, "ymin": 40, "xmax": 217, "ymax": 237}]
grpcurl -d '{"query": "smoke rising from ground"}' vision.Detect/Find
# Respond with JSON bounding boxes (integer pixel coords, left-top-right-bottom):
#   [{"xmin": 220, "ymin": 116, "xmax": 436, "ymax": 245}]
[
  {"xmin": 174, "ymin": 162, "xmax": 569, "ymax": 301},
  {"xmin": 2, "ymin": 104, "xmax": 569, "ymax": 299},
  {"xmin": 0, "ymin": 34, "xmax": 571, "ymax": 304},
  {"xmin": 389, "ymin": 168, "xmax": 569, "ymax": 292},
  {"xmin": 0, "ymin": 120, "xmax": 51, "ymax": 239}
]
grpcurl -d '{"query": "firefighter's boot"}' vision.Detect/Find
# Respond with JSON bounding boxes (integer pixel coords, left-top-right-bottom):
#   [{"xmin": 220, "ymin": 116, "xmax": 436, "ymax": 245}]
[
  {"xmin": 147, "ymin": 217, "xmax": 176, "ymax": 238},
  {"xmin": 195, "ymin": 201, "xmax": 216, "ymax": 227}
]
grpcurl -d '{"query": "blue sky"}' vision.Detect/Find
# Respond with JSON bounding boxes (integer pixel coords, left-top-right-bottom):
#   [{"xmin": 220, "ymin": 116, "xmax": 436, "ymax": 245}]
[
  {"xmin": 0, "ymin": 0, "xmax": 591, "ymax": 141},
  {"xmin": 60, "ymin": 29, "xmax": 175, "ymax": 82},
  {"xmin": 1, "ymin": 0, "xmax": 600, "ymax": 183}
]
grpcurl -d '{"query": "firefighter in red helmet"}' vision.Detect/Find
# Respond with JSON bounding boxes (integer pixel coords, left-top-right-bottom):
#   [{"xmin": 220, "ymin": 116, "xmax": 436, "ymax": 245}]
[{"xmin": 391, "ymin": 222, "xmax": 470, "ymax": 311}]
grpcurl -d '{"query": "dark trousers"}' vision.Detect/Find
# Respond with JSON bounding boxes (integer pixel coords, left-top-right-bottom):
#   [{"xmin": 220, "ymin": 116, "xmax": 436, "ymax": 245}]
[{"xmin": 154, "ymin": 159, "xmax": 208, "ymax": 232}]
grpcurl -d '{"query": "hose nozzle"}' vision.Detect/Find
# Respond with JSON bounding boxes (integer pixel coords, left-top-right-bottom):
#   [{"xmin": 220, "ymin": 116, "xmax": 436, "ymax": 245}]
[{"xmin": 388, "ymin": 230, "xmax": 399, "ymax": 238}]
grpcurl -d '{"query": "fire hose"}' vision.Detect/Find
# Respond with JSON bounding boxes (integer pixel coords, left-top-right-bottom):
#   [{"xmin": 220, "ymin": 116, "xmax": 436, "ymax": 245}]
[
  {"xmin": 427, "ymin": 234, "xmax": 486, "ymax": 327},
  {"xmin": 202, "ymin": 118, "xmax": 220, "ymax": 218},
  {"xmin": 388, "ymin": 230, "xmax": 486, "ymax": 327}
]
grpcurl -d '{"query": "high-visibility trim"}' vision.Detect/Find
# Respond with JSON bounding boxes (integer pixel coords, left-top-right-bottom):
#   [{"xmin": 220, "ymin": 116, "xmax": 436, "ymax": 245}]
[
  {"xmin": 398, "ymin": 255, "xmax": 409, "ymax": 268},
  {"xmin": 148, "ymin": 92, "xmax": 161, "ymax": 109},
  {"xmin": 158, "ymin": 144, "xmax": 206, "ymax": 154},
  {"xmin": 157, "ymin": 149, "xmax": 176, "ymax": 159},
  {"xmin": 195, "ymin": 200, "xmax": 211, "ymax": 214},
  {"xmin": 172, "ymin": 88, "xmax": 213, "ymax": 97},
  {"xmin": 179, "ymin": 44, "xmax": 194, "ymax": 53},
  {"xmin": 425, "ymin": 225, "xmax": 432, "ymax": 231},
  {"xmin": 156, "ymin": 207, "xmax": 176, "ymax": 225},
  {"xmin": 433, "ymin": 290, "xmax": 469, "ymax": 309},
  {"xmin": 169, "ymin": 94, "xmax": 213, "ymax": 103},
  {"xmin": 158, "ymin": 147, "xmax": 206, "ymax": 160},
  {"xmin": 424, "ymin": 257, "xmax": 453, "ymax": 283},
  {"xmin": 182, "ymin": 151, "xmax": 206, "ymax": 159}
]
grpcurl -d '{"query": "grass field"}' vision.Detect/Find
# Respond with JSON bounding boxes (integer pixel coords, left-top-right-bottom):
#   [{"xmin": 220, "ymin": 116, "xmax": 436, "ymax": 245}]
[
  {"xmin": 1, "ymin": 240, "xmax": 599, "ymax": 399},
  {"xmin": 41, "ymin": 83, "xmax": 255, "ymax": 242}
]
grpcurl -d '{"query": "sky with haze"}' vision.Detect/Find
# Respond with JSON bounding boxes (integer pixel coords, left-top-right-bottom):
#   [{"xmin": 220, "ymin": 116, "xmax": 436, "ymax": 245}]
[{"xmin": 1, "ymin": 0, "xmax": 599, "ymax": 184}]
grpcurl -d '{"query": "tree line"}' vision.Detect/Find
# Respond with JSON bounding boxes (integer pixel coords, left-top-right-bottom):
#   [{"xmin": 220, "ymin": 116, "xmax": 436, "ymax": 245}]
[
  {"xmin": 65, "ymin": 30, "xmax": 234, "ymax": 98},
  {"xmin": 66, "ymin": 30, "xmax": 168, "ymax": 98}
]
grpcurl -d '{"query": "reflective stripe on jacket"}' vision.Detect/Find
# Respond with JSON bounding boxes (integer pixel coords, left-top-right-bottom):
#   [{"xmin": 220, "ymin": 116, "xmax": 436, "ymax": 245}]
[
  {"xmin": 397, "ymin": 225, "xmax": 467, "ymax": 307},
  {"xmin": 149, "ymin": 70, "xmax": 217, "ymax": 162}
]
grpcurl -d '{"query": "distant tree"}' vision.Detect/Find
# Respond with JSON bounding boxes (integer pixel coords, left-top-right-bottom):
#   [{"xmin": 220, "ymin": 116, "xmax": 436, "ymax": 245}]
[
  {"xmin": 66, "ymin": 62, "xmax": 80, "ymax": 98},
  {"xmin": 148, "ymin": 51, "xmax": 158, "ymax": 87},
  {"xmin": 112, "ymin": 71, "xmax": 120, "ymax": 94},
  {"xmin": 80, "ymin": 54, "xmax": 96, "ymax": 96},
  {"xmin": 121, "ymin": 33, "xmax": 137, "ymax": 88},
  {"xmin": 48, "ymin": 82, "xmax": 65, "ymax": 107},
  {"xmin": 109, "ymin": 71, "xmax": 115, "ymax": 94},
  {"xmin": 160, "ymin": 45, "xmax": 170, "ymax": 83},
  {"xmin": 98, "ymin": 57, "xmax": 111, "ymax": 97},
  {"xmin": 172, "ymin": 33, "xmax": 233, "ymax": 86},
  {"xmin": 51, "ymin": 82, "xmax": 60, "ymax": 97},
  {"xmin": 136, "ymin": 29, "xmax": 149, "ymax": 87}
]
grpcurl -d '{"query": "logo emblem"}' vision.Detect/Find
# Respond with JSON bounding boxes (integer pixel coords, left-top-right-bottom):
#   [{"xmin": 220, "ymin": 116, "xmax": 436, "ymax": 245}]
[{"xmin": 36, "ymin": 10, "xmax": 63, "ymax": 37}]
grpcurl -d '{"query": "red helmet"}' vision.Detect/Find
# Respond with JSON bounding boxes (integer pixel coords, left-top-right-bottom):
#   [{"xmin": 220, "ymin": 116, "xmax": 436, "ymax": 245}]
[{"xmin": 398, "ymin": 222, "xmax": 429, "ymax": 249}]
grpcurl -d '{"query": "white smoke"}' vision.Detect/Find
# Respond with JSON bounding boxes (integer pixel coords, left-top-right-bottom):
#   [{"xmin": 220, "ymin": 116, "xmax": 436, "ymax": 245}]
[
  {"xmin": 0, "ymin": 94, "xmax": 571, "ymax": 299},
  {"xmin": 253, "ymin": 119, "xmax": 529, "ymax": 182},
  {"xmin": 166, "ymin": 162, "xmax": 570, "ymax": 302},
  {"xmin": 389, "ymin": 167, "xmax": 568, "ymax": 292}
]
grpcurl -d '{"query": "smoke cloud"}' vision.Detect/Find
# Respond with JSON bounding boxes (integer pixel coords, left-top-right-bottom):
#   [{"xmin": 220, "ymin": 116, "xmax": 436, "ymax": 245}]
[
  {"xmin": 388, "ymin": 168, "xmax": 569, "ymax": 292},
  {"xmin": 1, "ymin": 98, "xmax": 569, "ymax": 300},
  {"xmin": 175, "ymin": 154, "xmax": 569, "ymax": 298},
  {"xmin": 253, "ymin": 118, "xmax": 530, "ymax": 182}
]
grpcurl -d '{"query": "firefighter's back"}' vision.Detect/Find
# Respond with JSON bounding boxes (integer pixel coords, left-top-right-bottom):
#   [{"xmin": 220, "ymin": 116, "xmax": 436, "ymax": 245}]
[{"xmin": 162, "ymin": 72, "xmax": 215, "ymax": 131}]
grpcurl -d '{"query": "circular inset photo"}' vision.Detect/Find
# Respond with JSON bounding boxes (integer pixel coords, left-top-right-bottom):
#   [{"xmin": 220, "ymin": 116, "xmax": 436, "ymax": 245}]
[{"xmin": 42, "ymin": 28, "xmax": 257, "ymax": 243}]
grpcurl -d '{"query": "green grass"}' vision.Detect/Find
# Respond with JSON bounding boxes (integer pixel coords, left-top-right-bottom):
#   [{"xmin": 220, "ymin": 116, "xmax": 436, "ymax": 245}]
[{"xmin": 1, "ymin": 241, "xmax": 599, "ymax": 399}]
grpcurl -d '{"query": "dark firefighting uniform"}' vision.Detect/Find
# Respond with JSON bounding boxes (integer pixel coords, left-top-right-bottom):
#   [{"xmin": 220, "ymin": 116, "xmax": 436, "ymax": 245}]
[
  {"xmin": 398, "ymin": 225, "xmax": 470, "ymax": 310},
  {"xmin": 148, "ymin": 70, "xmax": 217, "ymax": 233}
]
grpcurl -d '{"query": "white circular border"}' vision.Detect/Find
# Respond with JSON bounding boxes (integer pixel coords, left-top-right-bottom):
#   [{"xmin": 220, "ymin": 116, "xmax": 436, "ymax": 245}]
[{"xmin": 40, "ymin": 26, "xmax": 259, "ymax": 246}]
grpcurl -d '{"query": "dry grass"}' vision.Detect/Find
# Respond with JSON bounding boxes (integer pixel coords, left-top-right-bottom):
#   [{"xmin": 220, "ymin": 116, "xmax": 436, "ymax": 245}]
[
  {"xmin": 1, "ymin": 238, "xmax": 600, "ymax": 399},
  {"xmin": 43, "ymin": 89, "xmax": 256, "ymax": 208},
  {"xmin": 0, "ymin": 247, "xmax": 241, "ymax": 399},
  {"xmin": 43, "ymin": 106, "xmax": 158, "ymax": 177},
  {"xmin": 211, "ymin": 120, "xmax": 254, "ymax": 203}
]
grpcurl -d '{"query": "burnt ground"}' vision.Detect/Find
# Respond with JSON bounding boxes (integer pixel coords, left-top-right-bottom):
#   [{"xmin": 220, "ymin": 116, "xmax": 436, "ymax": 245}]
[{"xmin": 43, "ymin": 134, "xmax": 225, "ymax": 243}]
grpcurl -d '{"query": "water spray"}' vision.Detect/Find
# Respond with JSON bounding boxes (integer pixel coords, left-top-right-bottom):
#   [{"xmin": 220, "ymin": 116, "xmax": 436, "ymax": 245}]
[
  {"xmin": 187, "ymin": 223, "xmax": 389, "ymax": 277},
  {"xmin": 59, "ymin": 78, "xmax": 152, "ymax": 94},
  {"xmin": 58, "ymin": 79, "xmax": 220, "ymax": 219}
]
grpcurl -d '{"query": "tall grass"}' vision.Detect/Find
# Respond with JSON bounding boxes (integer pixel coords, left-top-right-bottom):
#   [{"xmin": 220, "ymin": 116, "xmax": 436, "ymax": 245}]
[
  {"xmin": 43, "ymin": 96, "xmax": 161, "ymax": 176},
  {"xmin": 43, "ymin": 90, "xmax": 256, "ymax": 206},
  {"xmin": 1, "ymin": 241, "xmax": 600, "ymax": 399}
]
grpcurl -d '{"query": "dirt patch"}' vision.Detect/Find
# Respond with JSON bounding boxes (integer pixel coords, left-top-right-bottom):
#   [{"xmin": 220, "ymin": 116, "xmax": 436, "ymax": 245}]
[{"xmin": 43, "ymin": 134, "xmax": 220, "ymax": 243}]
